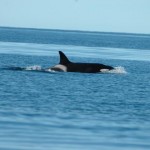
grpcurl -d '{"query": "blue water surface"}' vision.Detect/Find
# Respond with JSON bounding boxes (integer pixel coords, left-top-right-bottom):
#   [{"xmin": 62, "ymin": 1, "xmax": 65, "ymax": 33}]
[{"xmin": 0, "ymin": 27, "xmax": 150, "ymax": 150}]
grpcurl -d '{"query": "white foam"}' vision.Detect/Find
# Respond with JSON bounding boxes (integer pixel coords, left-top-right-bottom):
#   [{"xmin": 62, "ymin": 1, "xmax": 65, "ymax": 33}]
[
  {"xmin": 109, "ymin": 66, "xmax": 127, "ymax": 74},
  {"xmin": 25, "ymin": 65, "xmax": 42, "ymax": 71},
  {"xmin": 101, "ymin": 66, "xmax": 127, "ymax": 74}
]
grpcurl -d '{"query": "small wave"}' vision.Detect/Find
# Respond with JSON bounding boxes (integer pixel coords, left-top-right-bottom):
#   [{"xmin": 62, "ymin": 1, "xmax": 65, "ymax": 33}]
[
  {"xmin": 1, "ymin": 66, "xmax": 25, "ymax": 71},
  {"xmin": 1, "ymin": 65, "xmax": 57, "ymax": 73},
  {"xmin": 101, "ymin": 66, "xmax": 127, "ymax": 74},
  {"xmin": 1, "ymin": 65, "xmax": 43, "ymax": 71}
]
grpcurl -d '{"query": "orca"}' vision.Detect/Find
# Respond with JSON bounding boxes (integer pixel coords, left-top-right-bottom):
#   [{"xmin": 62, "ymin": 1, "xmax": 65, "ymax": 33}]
[{"xmin": 49, "ymin": 51, "xmax": 114, "ymax": 73}]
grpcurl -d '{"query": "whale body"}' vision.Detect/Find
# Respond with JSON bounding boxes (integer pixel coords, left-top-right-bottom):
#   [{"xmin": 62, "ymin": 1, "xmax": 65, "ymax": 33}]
[{"xmin": 49, "ymin": 51, "xmax": 114, "ymax": 73}]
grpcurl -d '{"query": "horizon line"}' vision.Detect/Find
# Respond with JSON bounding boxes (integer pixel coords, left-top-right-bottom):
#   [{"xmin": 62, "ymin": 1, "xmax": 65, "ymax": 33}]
[{"xmin": 0, "ymin": 26, "xmax": 150, "ymax": 36}]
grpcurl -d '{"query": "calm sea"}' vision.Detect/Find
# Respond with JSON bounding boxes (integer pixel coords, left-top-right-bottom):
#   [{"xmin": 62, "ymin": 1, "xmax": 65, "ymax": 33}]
[{"xmin": 0, "ymin": 27, "xmax": 150, "ymax": 150}]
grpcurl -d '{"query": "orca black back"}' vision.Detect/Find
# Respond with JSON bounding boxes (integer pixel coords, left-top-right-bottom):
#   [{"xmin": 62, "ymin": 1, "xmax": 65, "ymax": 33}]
[{"xmin": 52, "ymin": 51, "xmax": 114, "ymax": 73}]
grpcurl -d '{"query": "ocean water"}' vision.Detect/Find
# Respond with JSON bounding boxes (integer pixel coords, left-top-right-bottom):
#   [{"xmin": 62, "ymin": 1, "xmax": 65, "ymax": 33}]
[{"xmin": 0, "ymin": 27, "xmax": 150, "ymax": 150}]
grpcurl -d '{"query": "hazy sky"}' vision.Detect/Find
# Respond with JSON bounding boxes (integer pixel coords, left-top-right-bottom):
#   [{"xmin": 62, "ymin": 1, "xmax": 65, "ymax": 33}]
[{"xmin": 0, "ymin": 0, "xmax": 150, "ymax": 34}]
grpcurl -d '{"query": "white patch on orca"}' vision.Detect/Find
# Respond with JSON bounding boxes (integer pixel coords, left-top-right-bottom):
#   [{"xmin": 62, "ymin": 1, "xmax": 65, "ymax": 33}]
[
  {"xmin": 51, "ymin": 64, "xmax": 67, "ymax": 72},
  {"xmin": 100, "ymin": 69, "xmax": 109, "ymax": 73}
]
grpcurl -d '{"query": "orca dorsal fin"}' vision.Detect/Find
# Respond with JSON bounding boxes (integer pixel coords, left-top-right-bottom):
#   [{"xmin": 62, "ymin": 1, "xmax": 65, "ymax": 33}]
[{"xmin": 59, "ymin": 51, "xmax": 71, "ymax": 65}]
